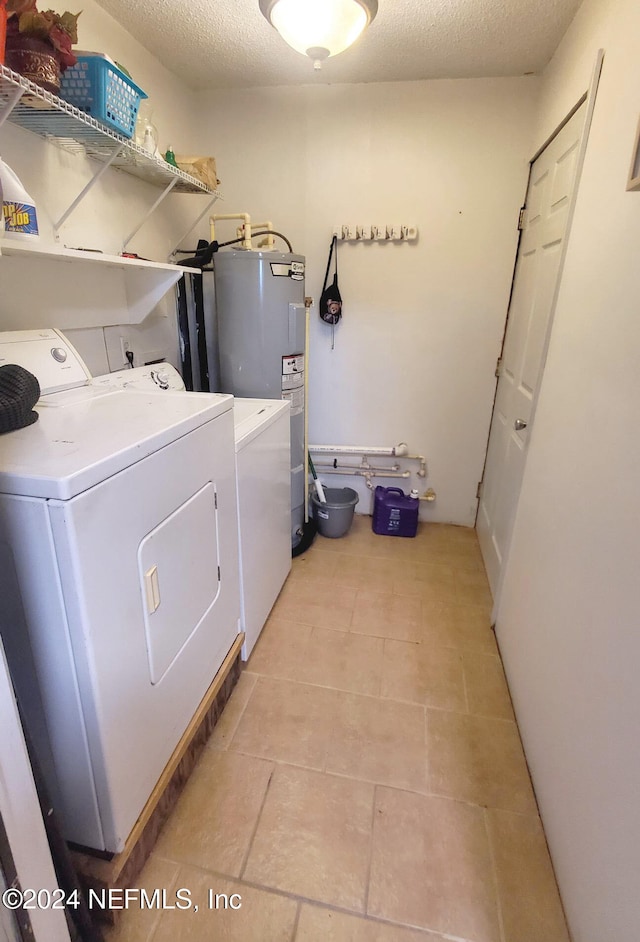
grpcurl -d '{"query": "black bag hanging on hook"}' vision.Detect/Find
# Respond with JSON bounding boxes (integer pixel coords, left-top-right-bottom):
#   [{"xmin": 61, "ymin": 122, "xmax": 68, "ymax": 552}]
[{"xmin": 319, "ymin": 235, "xmax": 342, "ymax": 326}]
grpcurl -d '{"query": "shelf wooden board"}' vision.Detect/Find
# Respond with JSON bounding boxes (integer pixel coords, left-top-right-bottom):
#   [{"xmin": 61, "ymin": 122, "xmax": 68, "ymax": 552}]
[
  {"xmin": 0, "ymin": 238, "xmax": 195, "ymax": 274},
  {"xmin": 0, "ymin": 238, "xmax": 196, "ymax": 328}
]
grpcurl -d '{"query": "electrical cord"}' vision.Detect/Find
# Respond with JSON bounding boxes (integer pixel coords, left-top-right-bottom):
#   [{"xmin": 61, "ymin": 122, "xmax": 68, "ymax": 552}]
[{"xmin": 177, "ymin": 230, "xmax": 294, "ymax": 268}]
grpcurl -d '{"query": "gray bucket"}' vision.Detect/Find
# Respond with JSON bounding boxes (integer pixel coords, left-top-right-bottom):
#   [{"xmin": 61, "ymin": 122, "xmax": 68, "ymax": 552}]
[{"xmin": 311, "ymin": 487, "xmax": 359, "ymax": 538}]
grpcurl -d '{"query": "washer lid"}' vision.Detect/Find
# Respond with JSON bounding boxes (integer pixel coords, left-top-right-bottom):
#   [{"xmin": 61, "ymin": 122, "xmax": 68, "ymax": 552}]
[
  {"xmin": 233, "ymin": 398, "xmax": 290, "ymax": 451},
  {"xmin": 0, "ymin": 388, "xmax": 233, "ymax": 500}
]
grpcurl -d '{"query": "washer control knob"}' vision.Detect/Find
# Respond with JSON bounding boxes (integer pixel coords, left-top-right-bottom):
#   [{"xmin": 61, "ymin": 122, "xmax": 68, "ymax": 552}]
[
  {"xmin": 51, "ymin": 347, "xmax": 67, "ymax": 363},
  {"xmin": 151, "ymin": 369, "xmax": 170, "ymax": 389}
]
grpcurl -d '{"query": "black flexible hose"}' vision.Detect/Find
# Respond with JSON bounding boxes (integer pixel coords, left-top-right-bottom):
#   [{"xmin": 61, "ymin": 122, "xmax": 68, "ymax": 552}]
[
  {"xmin": 252, "ymin": 230, "xmax": 294, "ymax": 253},
  {"xmin": 179, "ymin": 240, "xmax": 219, "ymax": 268},
  {"xmin": 178, "ymin": 230, "xmax": 294, "ymax": 268}
]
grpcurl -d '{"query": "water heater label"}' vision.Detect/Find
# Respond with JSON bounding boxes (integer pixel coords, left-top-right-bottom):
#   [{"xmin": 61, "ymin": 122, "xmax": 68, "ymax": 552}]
[
  {"xmin": 270, "ymin": 261, "xmax": 305, "ymax": 281},
  {"xmin": 282, "ymin": 354, "xmax": 305, "ymax": 415},
  {"xmin": 283, "ymin": 386, "xmax": 304, "ymax": 416},
  {"xmin": 282, "ymin": 354, "xmax": 304, "ymax": 375}
]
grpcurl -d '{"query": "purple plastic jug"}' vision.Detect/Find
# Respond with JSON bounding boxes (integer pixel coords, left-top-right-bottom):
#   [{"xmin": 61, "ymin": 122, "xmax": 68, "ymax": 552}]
[{"xmin": 372, "ymin": 486, "xmax": 419, "ymax": 538}]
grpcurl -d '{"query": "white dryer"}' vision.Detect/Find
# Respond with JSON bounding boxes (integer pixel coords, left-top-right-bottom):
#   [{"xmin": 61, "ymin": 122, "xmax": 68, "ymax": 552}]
[{"xmin": 0, "ymin": 330, "xmax": 240, "ymax": 853}]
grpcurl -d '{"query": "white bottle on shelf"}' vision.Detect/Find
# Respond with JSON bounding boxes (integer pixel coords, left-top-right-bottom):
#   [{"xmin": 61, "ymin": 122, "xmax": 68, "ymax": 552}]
[
  {"xmin": 0, "ymin": 157, "xmax": 39, "ymax": 240},
  {"xmin": 142, "ymin": 124, "xmax": 159, "ymax": 156}
]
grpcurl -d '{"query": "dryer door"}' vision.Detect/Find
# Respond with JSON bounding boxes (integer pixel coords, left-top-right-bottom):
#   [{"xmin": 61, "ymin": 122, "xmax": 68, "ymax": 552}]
[{"xmin": 139, "ymin": 481, "xmax": 220, "ymax": 684}]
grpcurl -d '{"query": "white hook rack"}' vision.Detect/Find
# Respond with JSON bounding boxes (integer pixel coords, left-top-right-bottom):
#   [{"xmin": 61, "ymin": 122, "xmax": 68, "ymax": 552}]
[{"xmin": 333, "ymin": 223, "xmax": 419, "ymax": 242}]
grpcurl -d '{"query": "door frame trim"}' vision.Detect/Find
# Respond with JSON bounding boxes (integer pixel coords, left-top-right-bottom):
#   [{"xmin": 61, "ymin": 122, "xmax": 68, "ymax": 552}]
[{"xmin": 530, "ymin": 90, "xmax": 589, "ymax": 165}]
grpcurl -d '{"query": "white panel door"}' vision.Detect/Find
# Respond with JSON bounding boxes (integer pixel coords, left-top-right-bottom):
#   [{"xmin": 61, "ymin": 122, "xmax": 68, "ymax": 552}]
[{"xmin": 477, "ymin": 104, "xmax": 586, "ymax": 596}]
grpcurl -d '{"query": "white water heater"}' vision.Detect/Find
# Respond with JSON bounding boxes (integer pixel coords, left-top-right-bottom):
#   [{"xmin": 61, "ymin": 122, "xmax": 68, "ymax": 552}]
[{"xmin": 213, "ymin": 250, "xmax": 306, "ymax": 547}]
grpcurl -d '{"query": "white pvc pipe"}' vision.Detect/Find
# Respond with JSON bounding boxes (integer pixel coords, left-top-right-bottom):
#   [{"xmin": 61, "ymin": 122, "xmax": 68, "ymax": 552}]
[
  {"xmin": 241, "ymin": 220, "xmax": 275, "ymax": 250},
  {"xmin": 317, "ymin": 467, "xmax": 410, "ymax": 479},
  {"xmin": 313, "ymin": 460, "xmax": 401, "ymax": 473},
  {"xmin": 310, "ymin": 442, "xmax": 409, "ymax": 457},
  {"xmin": 403, "ymin": 454, "xmax": 428, "ymax": 477},
  {"xmin": 210, "ymin": 213, "xmax": 252, "ymax": 249}
]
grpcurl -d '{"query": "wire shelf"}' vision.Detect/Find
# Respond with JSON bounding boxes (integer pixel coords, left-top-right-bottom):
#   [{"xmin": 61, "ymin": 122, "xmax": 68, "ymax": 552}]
[{"xmin": 0, "ymin": 65, "xmax": 216, "ymax": 195}]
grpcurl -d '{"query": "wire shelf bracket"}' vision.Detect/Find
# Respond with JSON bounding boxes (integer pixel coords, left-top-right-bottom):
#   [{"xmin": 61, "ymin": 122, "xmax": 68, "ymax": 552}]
[
  {"xmin": 53, "ymin": 143, "xmax": 125, "ymax": 234},
  {"xmin": 122, "ymin": 177, "xmax": 178, "ymax": 251},
  {"xmin": 169, "ymin": 195, "xmax": 220, "ymax": 259}
]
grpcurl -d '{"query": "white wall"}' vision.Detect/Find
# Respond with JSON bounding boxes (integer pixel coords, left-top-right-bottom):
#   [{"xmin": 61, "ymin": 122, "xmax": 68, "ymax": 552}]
[
  {"xmin": 496, "ymin": 1, "xmax": 640, "ymax": 940},
  {"xmin": 192, "ymin": 78, "xmax": 537, "ymax": 524},
  {"xmin": 2, "ymin": 31, "xmax": 538, "ymax": 521},
  {"xmin": 0, "ymin": 0, "xmax": 208, "ymax": 372}
]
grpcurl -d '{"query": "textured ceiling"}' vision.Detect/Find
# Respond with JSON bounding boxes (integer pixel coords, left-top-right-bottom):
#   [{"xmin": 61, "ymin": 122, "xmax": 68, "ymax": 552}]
[{"xmin": 94, "ymin": 0, "xmax": 582, "ymax": 90}]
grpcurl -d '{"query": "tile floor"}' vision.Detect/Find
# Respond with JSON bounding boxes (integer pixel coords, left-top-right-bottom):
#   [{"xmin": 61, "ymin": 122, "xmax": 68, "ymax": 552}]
[{"xmin": 106, "ymin": 517, "xmax": 570, "ymax": 942}]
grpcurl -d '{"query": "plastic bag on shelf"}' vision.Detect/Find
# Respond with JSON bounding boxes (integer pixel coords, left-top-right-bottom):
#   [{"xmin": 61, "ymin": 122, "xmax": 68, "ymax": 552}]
[{"xmin": 175, "ymin": 155, "xmax": 219, "ymax": 189}]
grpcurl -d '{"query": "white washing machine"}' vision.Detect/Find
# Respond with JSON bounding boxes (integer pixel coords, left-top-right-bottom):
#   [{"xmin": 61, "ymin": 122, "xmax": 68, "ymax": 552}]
[
  {"xmin": 99, "ymin": 369, "xmax": 292, "ymax": 660},
  {"xmin": 233, "ymin": 398, "xmax": 291, "ymax": 659},
  {"xmin": 0, "ymin": 330, "xmax": 240, "ymax": 853}
]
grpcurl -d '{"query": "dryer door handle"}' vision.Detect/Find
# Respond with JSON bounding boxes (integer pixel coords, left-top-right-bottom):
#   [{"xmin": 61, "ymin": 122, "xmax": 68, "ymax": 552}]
[{"xmin": 144, "ymin": 565, "xmax": 161, "ymax": 614}]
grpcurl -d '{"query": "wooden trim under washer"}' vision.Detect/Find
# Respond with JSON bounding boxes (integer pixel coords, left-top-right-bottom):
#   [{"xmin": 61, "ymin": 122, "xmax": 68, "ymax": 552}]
[{"xmin": 71, "ymin": 633, "xmax": 244, "ymax": 922}]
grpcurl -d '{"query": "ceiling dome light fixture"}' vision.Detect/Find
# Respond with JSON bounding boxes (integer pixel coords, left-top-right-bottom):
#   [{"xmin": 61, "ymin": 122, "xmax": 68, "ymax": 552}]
[{"xmin": 259, "ymin": 0, "xmax": 378, "ymax": 70}]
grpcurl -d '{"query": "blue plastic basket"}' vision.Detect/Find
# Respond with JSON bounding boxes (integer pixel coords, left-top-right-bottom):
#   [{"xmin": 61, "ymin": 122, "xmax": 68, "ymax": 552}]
[{"xmin": 61, "ymin": 55, "xmax": 147, "ymax": 139}]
